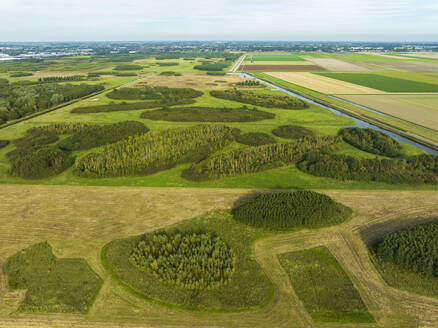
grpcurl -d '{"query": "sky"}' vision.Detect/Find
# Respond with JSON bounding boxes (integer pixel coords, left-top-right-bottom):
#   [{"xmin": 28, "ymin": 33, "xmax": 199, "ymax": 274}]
[{"xmin": 0, "ymin": 0, "xmax": 437, "ymax": 42}]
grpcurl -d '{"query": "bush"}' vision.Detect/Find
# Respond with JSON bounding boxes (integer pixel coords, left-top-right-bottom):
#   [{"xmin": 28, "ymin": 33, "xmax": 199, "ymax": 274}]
[
  {"xmin": 13, "ymin": 132, "xmax": 59, "ymax": 148},
  {"xmin": 140, "ymin": 106, "xmax": 275, "ymax": 122},
  {"xmin": 194, "ymin": 63, "xmax": 228, "ymax": 71},
  {"xmin": 38, "ymin": 76, "xmax": 84, "ymax": 82},
  {"xmin": 113, "ymin": 64, "xmax": 142, "ymax": 71},
  {"xmin": 3, "ymin": 242, "xmax": 102, "ymax": 314},
  {"xmin": 232, "ymin": 191, "xmax": 352, "ymax": 231},
  {"xmin": 297, "ymin": 151, "xmax": 438, "ymax": 185},
  {"xmin": 26, "ymin": 123, "xmax": 91, "ymax": 136},
  {"xmin": 210, "ymin": 89, "xmax": 307, "ymax": 109},
  {"xmin": 272, "ymin": 125, "xmax": 314, "ymax": 139},
  {"xmin": 74, "ymin": 125, "xmax": 235, "ymax": 178},
  {"xmin": 0, "ymin": 139, "xmax": 10, "ymax": 149},
  {"xmin": 372, "ymin": 221, "xmax": 438, "ymax": 278},
  {"xmin": 156, "ymin": 62, "xmax": 179, "ymax": 66},
  {"xmin": 106, "ymin": 86, "xmax": 203, "ymax": 100},
  {"xmin": 10, "ymin": 72, "xmax": 33, "ymax": 77},
  {"xmin": 159, "ymin": 71, "xmax": 182, "ymax": 76},
  {"xmin": 182, "ymin": 136, "xmax": 342, "ymax": 181},
  {"xmin": 130, "ymin": 231, "xmax": 233, "ymax": 290},
  {"xmin": 9, "ymin": 147, "xmax": 74, "ymax": 179},
  {"xmin": 236, "ymin": 80, "xmax": 260, "ymax": 86},
  {"xmin": 236, "ymin": 132, "xmax": 276, "ymax": 146},
  {"xmin": 340, "ymin": 128, "xmax": 402, "ymax": 157},
  {"xmin": 59, "ymin": 121, "xmax": 149, "ymax": 151},
  {"xmin": 71, "ymin": 99, "xmax": 195, "ymax": 114}
]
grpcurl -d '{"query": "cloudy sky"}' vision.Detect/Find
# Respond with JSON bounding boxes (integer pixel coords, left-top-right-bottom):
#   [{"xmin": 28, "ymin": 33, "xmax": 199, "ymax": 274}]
[{"xmin": 0, "ymin": 0, "xmax": 437, "ymax": 41}]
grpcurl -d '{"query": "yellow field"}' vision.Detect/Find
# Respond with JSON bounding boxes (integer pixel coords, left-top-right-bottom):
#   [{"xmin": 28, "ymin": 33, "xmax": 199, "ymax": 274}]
[
  {"xmin": 305, "ymin": 58, "xmax": 370, "ymax": 71},
  {"xmin": 266, "ymin": 72, "xmax": 385, "ymax": 94},
  {"xmin": 1, "ymin": 185, "xmax": 438, "ymax": 327},
  {"xmin": 338, "ymin": 94, "xmax": 438, "ymax": 130}
]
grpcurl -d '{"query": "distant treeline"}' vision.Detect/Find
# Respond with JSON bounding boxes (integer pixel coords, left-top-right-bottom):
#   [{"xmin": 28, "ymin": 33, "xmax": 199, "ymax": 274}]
[{"xmin": 155, "ymin": 51, "xmax": 239, "ymax": 61}]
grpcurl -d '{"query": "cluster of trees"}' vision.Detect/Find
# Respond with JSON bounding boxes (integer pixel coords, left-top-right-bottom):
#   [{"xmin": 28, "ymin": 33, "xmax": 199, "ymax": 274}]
[
  {"xmin": 38, "ymin": 76, "xmax": 84, "ymax": 82},
  {"xmin": 0, "ymin": 83, "xmax": 104, "ymax": 124},
  {"xmin": 9, "ymin": 146, "xmax": 74, "ymax": 179},
  {"xmin": 130, "ymin": 231, "xmax": 233, "ymax": 290},
  {"xmin": 272, "ymin": 125, "xmax": 314, "ymax": 139},
  {"xmin": 297, "ymin": 151, "xmax": 438, "ymax": 185},
  {"xmin": 232, "ymin": 191, "xmax": 352, "ymax": 231},
  {"xmin": 26, "ymin": 123, "xmax": 91, "ymax": 136},
  {"xmin": 340, "ymin": 128, "xmax": 402, "ymax": 157},
  {"xmin": 210, "ymin": 89, "xmax": 307, "ymax": 109},
  {"xmin": 74, "ymin": 125, "xmax": 235, "ymax": 178},
  {"xmin": 112, "ymin": 71, "xmax": 137, "ymax": 77},
  {"xmin": 372, "ymin": 222, "xmax": 438, "ymax": 278},
  {"xmin": 182, "ymin": 136, "xmax": 342, "ymax": 181},
  {"xmin": 10, "ymin": 72, "xmax": 33, "ymax": 77},
  {"xmin": 113, "ymin": 64, "xmax": 142, "ymax": 71},
  {"xmin": 140, "ymin": 106, "xmax": 275, "ymax": 122},
  {"xmin": 59, "ymin": 121, "xmax": 149, "ymax": 151},
  {"xmin": 236, "ymin": 80, "xmax": 260, "ymax": 87},
  {"xmin": 194, "ymin": 63, "xmax": 228, "ymax": 71},
  {"xmin": 235, "ymin": 132, "xmax": 276, "ymax": 146},
  {"xmin": 156, "ymin": 62, "xmax": 179, "ymax": 66},
  {"xmin": 71, "ymin": 99, "xmax": 195, "ymax": 114},
  {"xmin": 159, "ymin": 71, "xmax": 182, "ymax": 76},
  {"xmin": 106, "ymin": 86, "xmax": 203, "ymax": 101}
]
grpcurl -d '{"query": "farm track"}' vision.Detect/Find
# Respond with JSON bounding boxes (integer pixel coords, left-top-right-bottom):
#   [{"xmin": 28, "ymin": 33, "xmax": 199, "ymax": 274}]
[{"xmin": 0, "ymin": 186, "xmax": 437, "ymax": 327}]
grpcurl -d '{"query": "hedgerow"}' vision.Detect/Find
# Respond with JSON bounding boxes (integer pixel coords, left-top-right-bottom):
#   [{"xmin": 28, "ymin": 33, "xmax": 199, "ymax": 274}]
[
  {"xmin": 235, "ymin": 132, "xmax": 276, "ymax": 146},
  {"xmin": 194, "ymin": 63, "xmax": 228, "ymax": 71},
  {"xmin": 130, "ymin": 231, "xmax": 233, "ymax": 290},
  {"xmin": 236, "ymin": 80, "xmax": 260, "ymax": 87},
  {"xmin": 297, "ymin": 151, "xmax": 438, "ymax": 185},
  {"xmin": 106, "ymin": 86, "xmax": 202, "ymax": 100},
  {"xmin": 156, "ymin": 62, "xmax": 179, "ymax": 66},
  {"xmin": 159, "ymin": 71, "xmax": 182, "ymax": 76},
  {"xmin": 372, "ymin": 221, "xmax": 438, "ymax": 278},
  {"xmin": 272, "ymin": 125, "xmax": 314, "ymax": 139},
  {"xmin": 113, "ymin": 64, "xmax": 142, "ymax": 71},
  {"xmin": 58, "ymin": 121, "xmax": 149, "ymax": 151},
  {"xmin": 38, "ymin": 76, "xmax": 84, "ymax": 82},
  {"xmin": 9, "ymin": 147, "xmax": 74, "ymax": 179},
  {"xmin": 232, "ymin": 191, "xmax": 352, "ymax": 231},
  {"xmin": 0, "ymin": 139, "xmax": 10, "ymax": 149},
  {"xmin": 10, "ymin": 72, "xmax": 33, "ymax": 77},
  {"xmin": 26, "ymin": 122, "xmax": 91, "ymax": 136},
  {"xmin": 140, "ymin": 106, "xmax": 275, "ymax": 122},
  {"xmin": 3, "ymin": 242, "xmax": 102, "ymax": 314},
  {"xmin": 206, "ymin": 72, "xmax": 226, "ymax": 76},
  {"xmin": 182, "ymin": 136, "xmax": 342, "ymax": 181},
  {"xmin": 74, "ymin": 124, "xmax": 235, "ymax": 178},
  {"xmin": 340, "ymin": 128, "xmax": 402, "ymax": 157},
  {"xmin": 210, "ymin": 89, "xmax": 307, "ymax": 109},
  {"xmin": 71, "ymin": 99, "xmax": 195, "ymax": 114}
]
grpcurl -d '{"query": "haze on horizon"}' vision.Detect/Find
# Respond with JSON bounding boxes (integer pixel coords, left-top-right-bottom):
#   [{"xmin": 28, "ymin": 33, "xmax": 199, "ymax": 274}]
[{"xmin": 0, "ymin": 0, "xmax": 437, "ymax": 42}]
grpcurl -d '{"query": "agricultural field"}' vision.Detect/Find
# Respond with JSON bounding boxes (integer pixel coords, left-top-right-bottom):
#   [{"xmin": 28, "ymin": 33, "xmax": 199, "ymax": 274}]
[{"xmin": 304, "ymin": 58, "xmax": 370, "ymax": 71}]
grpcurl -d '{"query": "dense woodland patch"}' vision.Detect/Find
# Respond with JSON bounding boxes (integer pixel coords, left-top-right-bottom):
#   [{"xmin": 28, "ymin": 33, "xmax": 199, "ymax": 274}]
[
  {"xmin": 340, "ymin": 128, "xmax": 402, "ymax": 157},
  {"xmin": 272, "ymin": 125, "xmax": 314, "ymax": 139},
  {"xmin": 13, "ymin": 132, "xmax": 59, "ymax": 148},
  {"xmin": 194, "ymin": 63, "xmax": 228, "ymax": 71},
  {"xmin": 235, "ymin": 132, "xmax": 276, "ymax": 146},
  {"xmin": 140, "ymin": 106, "xmax": 275, "ymax": 122},
  {"xmin": 75, "ymin": 125, "xmax": 235, "ymax": 178},
  {"xmin": 298, "ymin": 151, "xmax": 438, "ymax": 185},
  {"xmin": 130, "ymin": 231, "xmax": 233, "ymax": 290},
  {"xmin": 3, "ymin": 242, "xmax": 102, "ymax": 313},
  {"xmin": 210, "ymin": 89, "xmax": 307, "ymax": 109},
  {"xmin": 182, "ymin": 136, "xmax": 342, "ymax": 181},
  {"xmin": 106, "ymin": 86, "xmax": 202, "ymax": 100},
  {"xmin": 58, "ymin": 121, "xmax": 149, "ymax": 151},
  {"xmin": 232, "ymin": 191, "xmax": 352, "ymax": 231}
]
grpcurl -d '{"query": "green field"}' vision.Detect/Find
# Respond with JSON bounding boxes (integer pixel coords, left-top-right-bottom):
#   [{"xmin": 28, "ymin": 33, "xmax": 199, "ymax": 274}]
[
  {"xmin": 250, "ymin": 55, "xmax": 306, "ymax": 61},
  {"xmin": 278, "ymin": 247, "xmax": 375, "ymax": 323},
  {"xmin": 316, "ymin": 73, "xmax": 438, "ymax": 92}
]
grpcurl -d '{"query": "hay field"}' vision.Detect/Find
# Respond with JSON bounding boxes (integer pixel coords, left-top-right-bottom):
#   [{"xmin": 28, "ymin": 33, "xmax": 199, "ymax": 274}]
[
  {"xmin": 337, "ymin": 94, "xmax": 438, "ymax": 130},
  {"xmin": 1, "ymin": 186, "xmax": 438, "ymax": 327},
  {"xmin": 305, "ymin": 58, "xmax": 370, "ymax": 71},
  {"xmin": 265, "ymin": 72, "xmax": 385, "ymax": 94}
]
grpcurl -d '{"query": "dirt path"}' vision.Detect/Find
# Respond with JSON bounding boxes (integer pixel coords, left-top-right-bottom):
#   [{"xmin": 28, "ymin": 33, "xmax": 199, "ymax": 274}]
[{"xmin": 0, "ymin": 185, "xmax": 437, "ymax": 327}]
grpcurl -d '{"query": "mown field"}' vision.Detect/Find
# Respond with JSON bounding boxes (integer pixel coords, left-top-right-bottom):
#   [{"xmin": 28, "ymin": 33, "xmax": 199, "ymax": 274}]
[{"xmin": 1, "ymin": 186, "xmax": 438, "ymax": 327}]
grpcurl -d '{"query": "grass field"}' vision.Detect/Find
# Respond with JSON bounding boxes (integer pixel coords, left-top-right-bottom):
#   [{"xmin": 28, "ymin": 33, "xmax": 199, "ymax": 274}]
[
  {"xmin": 278, "ymin": 247, "xmax": 374, "ymax": 323},
  {"xmin": 249, "ymin": 55, "xmax": 306, "ymax": 62},
  {"xmin": 1, "ymin": 186, "xmax": 438, "ymax": 327},
  {"xmin": 317, "ymin": 73, "xmax": 438, "ymax": 92},
  {"xmin": 338, "ymin": 94, "xmax": 438, "ymax": 130}
]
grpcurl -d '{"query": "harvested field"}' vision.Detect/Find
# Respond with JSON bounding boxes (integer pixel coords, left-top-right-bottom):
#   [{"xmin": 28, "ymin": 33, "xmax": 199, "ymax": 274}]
[
  {"xmin": 241, "ymin": 65, "xmax": 324, "ymax": 71},
  {"xmin": 337, "ymin": 94, "xmax": 438, "ymax": 130},
  {"xmin": 266, "ymin": 72, "xmax": 385, "ymax": 94},
  {"xmin": 0, "ymin": 186, "xmax": 438, "ymax": 327},
  {"xmin": 130, "ymin": 72, "xmax": 246, "ymax": 89},
  {"xmin": 368, "ymin": 61, "xmax": 438, "ymax": 73},
  {"xmin": 305, "ymin": 58, "xmax": 370, "ymax": 71}
]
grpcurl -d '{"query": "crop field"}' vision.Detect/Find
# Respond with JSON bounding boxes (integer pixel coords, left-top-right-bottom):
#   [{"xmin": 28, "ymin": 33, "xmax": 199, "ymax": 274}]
[
  {"xmin": 337, "ymin": 94, "xmax": 438, "ymax": 130},
  {"xmin": 305, "ymin": 58, "xmax": 370, "ymax": 71},
  {"xmin": 265, "ymin": 72, "xmax": 385, "ymax": 94},
  {"xmin": 240, "ymin": 65, "xmax": 324, "ymax": 71},
  {"xmin": 402, "ymin": 52, "xmax": 438, "ymax": 60},
  {"xmin": 366, "ymin": 61, "xmax": 438, "ymax": 73},
  {"xmin": 316, "ymin": 73, "xmax": 438, "ymax": 92},
  {"xmin": 0, "ymin": 186, "xmax": 438, "ymax": 327},
  {"xmin": 248, "ymin": 54, "xmax": 307, "ymax": 61}
]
